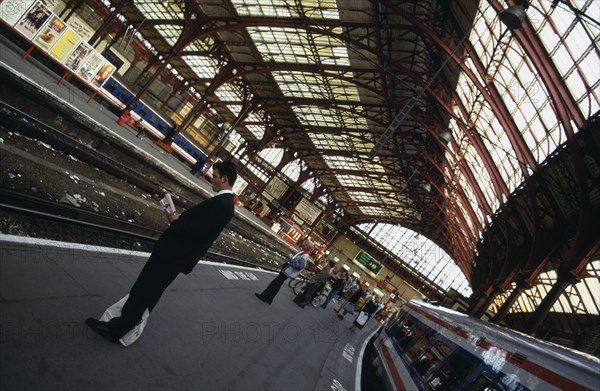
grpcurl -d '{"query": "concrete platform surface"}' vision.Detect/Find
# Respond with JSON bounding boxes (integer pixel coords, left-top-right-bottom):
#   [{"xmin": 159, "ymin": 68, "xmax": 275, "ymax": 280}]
[{"xmin": 0, "ymin": 234, "xmax": 379, "ymax": 391}]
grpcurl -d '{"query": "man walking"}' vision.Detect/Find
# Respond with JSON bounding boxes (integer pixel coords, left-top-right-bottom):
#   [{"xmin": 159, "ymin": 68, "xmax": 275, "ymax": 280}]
[
  {"xmin": 255, "ymin": 240, "xmax": 314, "ymax": 304},
  {"xmin": 86, "ymin": 161, "xmax": 238, "ymax": 343}
]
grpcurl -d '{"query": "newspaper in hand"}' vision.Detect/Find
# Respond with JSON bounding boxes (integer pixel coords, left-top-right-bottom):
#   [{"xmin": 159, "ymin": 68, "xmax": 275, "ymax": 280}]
[{"xmin": 160, "ymin": 193, "xmax": 176, "ymax": 214}]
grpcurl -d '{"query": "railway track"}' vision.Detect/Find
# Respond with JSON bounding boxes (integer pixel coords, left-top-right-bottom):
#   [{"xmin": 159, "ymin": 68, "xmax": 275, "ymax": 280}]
[
  {"xmin": 0, "ymin": 98, "xmax": 291, "ymax": 258},
  {"xmin": 0, "ymin": 187, "xmax": 282, "ymax": 274}
]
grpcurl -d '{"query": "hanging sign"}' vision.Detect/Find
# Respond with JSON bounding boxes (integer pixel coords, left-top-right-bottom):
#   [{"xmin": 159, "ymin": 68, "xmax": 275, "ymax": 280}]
[
  {"xmin": 294, "ymin": 197, "xmax": 322, "ymax": 225},
  {"xmin": 352, "ymin": 250, "xmax": 383, "ymax": 277}
]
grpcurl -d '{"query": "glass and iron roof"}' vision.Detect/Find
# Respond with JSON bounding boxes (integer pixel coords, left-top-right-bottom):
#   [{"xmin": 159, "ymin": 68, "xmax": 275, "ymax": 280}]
[{"xmin": 103, "ymin": 0, "xmax": 597, "ymax": 309}]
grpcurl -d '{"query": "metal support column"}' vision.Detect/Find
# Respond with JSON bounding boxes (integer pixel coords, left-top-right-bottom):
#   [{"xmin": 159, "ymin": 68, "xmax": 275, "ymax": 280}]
[{"xmin": 524, "ymin": 269, "xmax": 580, "ymax": 335}]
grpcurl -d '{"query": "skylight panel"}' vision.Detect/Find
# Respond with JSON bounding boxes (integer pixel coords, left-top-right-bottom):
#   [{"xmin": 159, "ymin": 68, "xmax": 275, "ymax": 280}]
[
  {"xmin": 155, "ymin": 25, "xmax": 182, "ymax": 46},
  {"xmin": 214, "ymin": 84, "xmax": 244, "ymax": 103},
  {"xmin": 249, "ymin": 27, "xmax": 315, "ymax": 64},
  {"xmin": 361, "ymin": 223, "xmax": 472, "ymax": 296},
  {"xmin": 309, "ymin": 133, "xmax": 351, "ymax": 150},
  {"xmin": 182, "ymin": 56, "xmax": 218, "ymax": 79},
  {"xmin": 323, "ymin": 156, "xmax": 362, "ymax": 170},
  {"xmin": 231, "ymin": 0, "xmax": 297, "ymax": 18},
  {"xmin": 301, "ymin": 0, "xmax": 339, "ymax": 19},
  {"xmin": 134, "ymin": 0, "xmax": 181, "ymax": 19},
  {"xmin": 337, "ymin": 175, "xmax": 366, "ymax": 187},
  {"xmin": 294, "ymin": 106, "xmax": 368, "ymax": 129},
  {"xmin": 245, "ymin": 125, "xmax": 264, "ymax": 139},
  {"xmin": 273, "ymin": 71, "xmax": 325, "ymax": 99},
  {"xmin": 348, "ymin": 192, "xmax": 378, "ymax": 203},
  {"xmin": 248, "ymin": 27, "xmax": 350, "ymax": 66},
  {"xmin": 227, "ymin": 105, "xmax": 242, "ymax": 117}
]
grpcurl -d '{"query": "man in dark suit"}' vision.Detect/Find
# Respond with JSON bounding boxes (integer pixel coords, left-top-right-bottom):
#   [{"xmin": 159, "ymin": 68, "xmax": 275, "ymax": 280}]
[{"xmin": 86, "ymin": 161, "xmax": 237, "ymax": 343}]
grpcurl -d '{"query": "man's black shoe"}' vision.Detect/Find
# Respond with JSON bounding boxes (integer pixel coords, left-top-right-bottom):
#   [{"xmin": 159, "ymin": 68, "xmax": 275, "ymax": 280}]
[
  {"xmin": 86, "ymin": 318, "xmax": 118, "ymax": 343},
  {"xmin": 254, "ymin": 293, "xmax": 271, "ymax": 304}
]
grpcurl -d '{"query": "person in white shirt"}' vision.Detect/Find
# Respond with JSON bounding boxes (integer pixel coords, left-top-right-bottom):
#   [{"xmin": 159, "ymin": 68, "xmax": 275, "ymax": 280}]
[{"xmin": 255, "ymin": 240, "xmax": 314, "ymax": 304}]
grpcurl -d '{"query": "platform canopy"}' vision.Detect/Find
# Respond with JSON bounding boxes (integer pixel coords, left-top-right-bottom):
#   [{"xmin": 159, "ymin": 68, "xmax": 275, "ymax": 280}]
[{"xmin": 84, "ymin": 0, "xmax": 598, "ymax": 303}]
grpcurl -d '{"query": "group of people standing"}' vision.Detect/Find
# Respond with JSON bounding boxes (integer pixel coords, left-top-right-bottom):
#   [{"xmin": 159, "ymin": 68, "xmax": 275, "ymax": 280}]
[{"xmin": 255, "ymin": 246, "xmax": 382, "ymax": 332}]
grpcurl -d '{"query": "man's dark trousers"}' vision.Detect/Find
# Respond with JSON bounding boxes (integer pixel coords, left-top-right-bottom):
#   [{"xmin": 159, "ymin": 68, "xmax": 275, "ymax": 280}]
[
  {"xmin": 259, "ymin": 272, "xmax": 288, "ymax": 303},
  {"xmin": 108, "ymin": 254, "xmax": 180, "ymax": 337}
]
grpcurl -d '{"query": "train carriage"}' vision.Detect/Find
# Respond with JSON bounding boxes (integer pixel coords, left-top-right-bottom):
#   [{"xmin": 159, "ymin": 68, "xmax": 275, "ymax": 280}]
[
  {"xmin": 98, "ymin": 75, "xmax": 207, "ymax": 165},
  {"xmin": 373, "ymin": 300, "xmax": 600, "ymax": 391}
]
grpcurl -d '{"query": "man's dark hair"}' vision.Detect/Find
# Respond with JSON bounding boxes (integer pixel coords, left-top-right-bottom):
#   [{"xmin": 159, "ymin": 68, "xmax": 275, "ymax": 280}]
[{"xmin": 213, "ymin": 161, "xmax": 237, "ymax": 186}]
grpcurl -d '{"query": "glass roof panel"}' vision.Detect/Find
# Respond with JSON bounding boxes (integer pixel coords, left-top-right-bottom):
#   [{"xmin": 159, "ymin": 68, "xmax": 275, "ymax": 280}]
[
  {"xmin": 529, "ymin": 1, "xmax": 600, "ymax": 118},
  {"xmin": 245, "ymin": 124, "xmax": 264, "ymax": 139},
  {"xmin": 347, "ymin": 192, "xmax": 379, "ymax": 203},
  {"xmin": 358, "ymin": 223, "xmax": 472, "ymax": 297},
  {"xmin": 273, "ymin": 71, "xmax": 325, "ymax": 99},
  {"xmin": 337, "ymin": 175, "xmax": 369, "ymax": 188},
  {"xmin": 310, "ymin": 133, "xmax": 350, "ymax": 150},
  {"xmin": 155, "ymin": 25, "xmax": 182, "ymax": 46},
  {"xmin": 214, "ymin": 83, "xmax": 244, "ymax": 103},
  {"xmin": 134, "ymin": 0, "xmax": 183, "ymax": 19},
  {"xmin": 231, "ymin": 0, "xmax": 339, "ymax": 19},
  {"xmin": 230, "ymin": 0, "xmax": 297, "ymax": 18},
  {"xmin": 322, "ymin": 155, "xmax": 362, "ymax": 171},
  {"xmin": 294, "ymin": 106, "xmax": 368, "ymax": 129},
  {"xmin": 182, "ymin": 56, "xmax": 219, "ymax": 79},
  {"xmin": 301, "ymin": 0, "xmax": 339, "ymax": 19},
  {"xmin": 247, "ymin": 26, "xmax": 350, "ymax": 66}
]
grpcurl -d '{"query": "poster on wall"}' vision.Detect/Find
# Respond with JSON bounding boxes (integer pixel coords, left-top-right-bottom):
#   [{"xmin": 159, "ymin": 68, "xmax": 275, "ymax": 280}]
[
  {"xmin": 294, "ymin": 197, "xmax": 322, "ymax": 225},
  {"xmin": 67, "ymin": 16, "xmax": 94, "ymax": 42},
  {"xmin": 63, "ymin": 41, "xmax": 92, "ymax": 72},
  {"xmin": 13, "ymin": 1, "xmax": 51, "ymax": 39},
  {"xmin": 76, "ymin": 50, "xmax": 103, "ymax": 83},
  {"xmin": 91, "ymin": 61, "xmax": 116, "ymax": 88},
  {"xmin": 48, "ymin": 27, "xmax": 81, "ymax": 63},
  {"xmin": 32, "ymin": 15, "xmax": 67, "ymax": 52},
  {"xmin": 264, "ymin": 176, "xmax": 288, "ymax": 199},
  {"xmin": 0, "ymin": 0, "xmax": 36, "ymax": 26},
  {"xmin": 232, "ymin": 176, "xmax": 248, "ymax": 196}
]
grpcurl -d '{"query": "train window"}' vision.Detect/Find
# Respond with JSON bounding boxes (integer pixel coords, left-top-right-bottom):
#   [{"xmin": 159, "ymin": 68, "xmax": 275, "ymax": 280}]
[
  {"xmin": 426, "ymin": 352, "xmax": 475, "ymax": 390},
  {"xmin": 104, "ymin": 79, "xmax": 117, "ymax": 92},
  {"xmin": 404, "ymin": 326, "xmax": 432, "ymax": 361},
  {"xmin": 147, "ymin": 113, "xmax": 158, "ymax": 123},
  {"xmin": 465, "ymin": 375, "xmax": 507, "ymax": 391},
  {"xmin": 140, "ymin": 107, "xmax": 149, "ymax": 118},
  {"xmin": 414, "ymin": 342, "xmax": 448, "ymax": 379}
]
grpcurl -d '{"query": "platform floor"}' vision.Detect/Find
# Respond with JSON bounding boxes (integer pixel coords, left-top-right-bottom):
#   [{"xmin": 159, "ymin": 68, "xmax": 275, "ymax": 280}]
[{"xmin": 0, "ymin": 234, "xmax": 379, "ymax": 390}]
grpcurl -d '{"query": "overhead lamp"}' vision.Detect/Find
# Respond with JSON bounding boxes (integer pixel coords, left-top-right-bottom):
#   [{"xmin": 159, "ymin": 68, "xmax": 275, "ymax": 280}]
[
  {"xmin": 421, "ymin": 183, "xmax": 432, "ymax": 192},
  {"xmin": 439, "ymin": 131, "xmax": 452, "ymax": 144},
  {"xmin": 500, "ymin": 1, "xmax": 529, "ymax": 29}
]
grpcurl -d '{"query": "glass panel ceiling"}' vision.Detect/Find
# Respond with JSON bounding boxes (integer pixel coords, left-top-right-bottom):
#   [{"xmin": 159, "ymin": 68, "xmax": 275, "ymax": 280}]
[
  {"xmin": 155, "ymin": 25, "xmax": 181, "ymax": 46},
  {"xmin": 272, "ymin": 71, "xmax": 359, "ymax": 101},
  {"xmin": 245, "ymin": 124, "xmax": 264, "ymax": 140},
  {"xmin": 182, "ymin": 56, "xmax": 218, "ymax": 79},
  {"xmin": 309, "ymin": 132, "xmax": 375, "ymax": 155},
  {"xmin": 359, "ymin": 223, "xmax": 472, "ymax": 297},
  {"xmin": 248, "ymin": 27, "xmax": 349, "ymax": 66},
  {"xmin": 293, "ymin": 106, "xmax": 368, "ymax": 129},
  {"xmin": 134, "ymin": 0, "xmax": 184, "ymax": 19},
  {"xmin": 231, "ymin": 0, "xmax": 339, "ymax": 19}
]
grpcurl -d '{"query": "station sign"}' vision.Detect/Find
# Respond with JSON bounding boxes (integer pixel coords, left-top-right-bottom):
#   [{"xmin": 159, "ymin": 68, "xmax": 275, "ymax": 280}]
[{"xmin": 352, "ymin": 250, "xmax": 383, "ymax": 277}]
